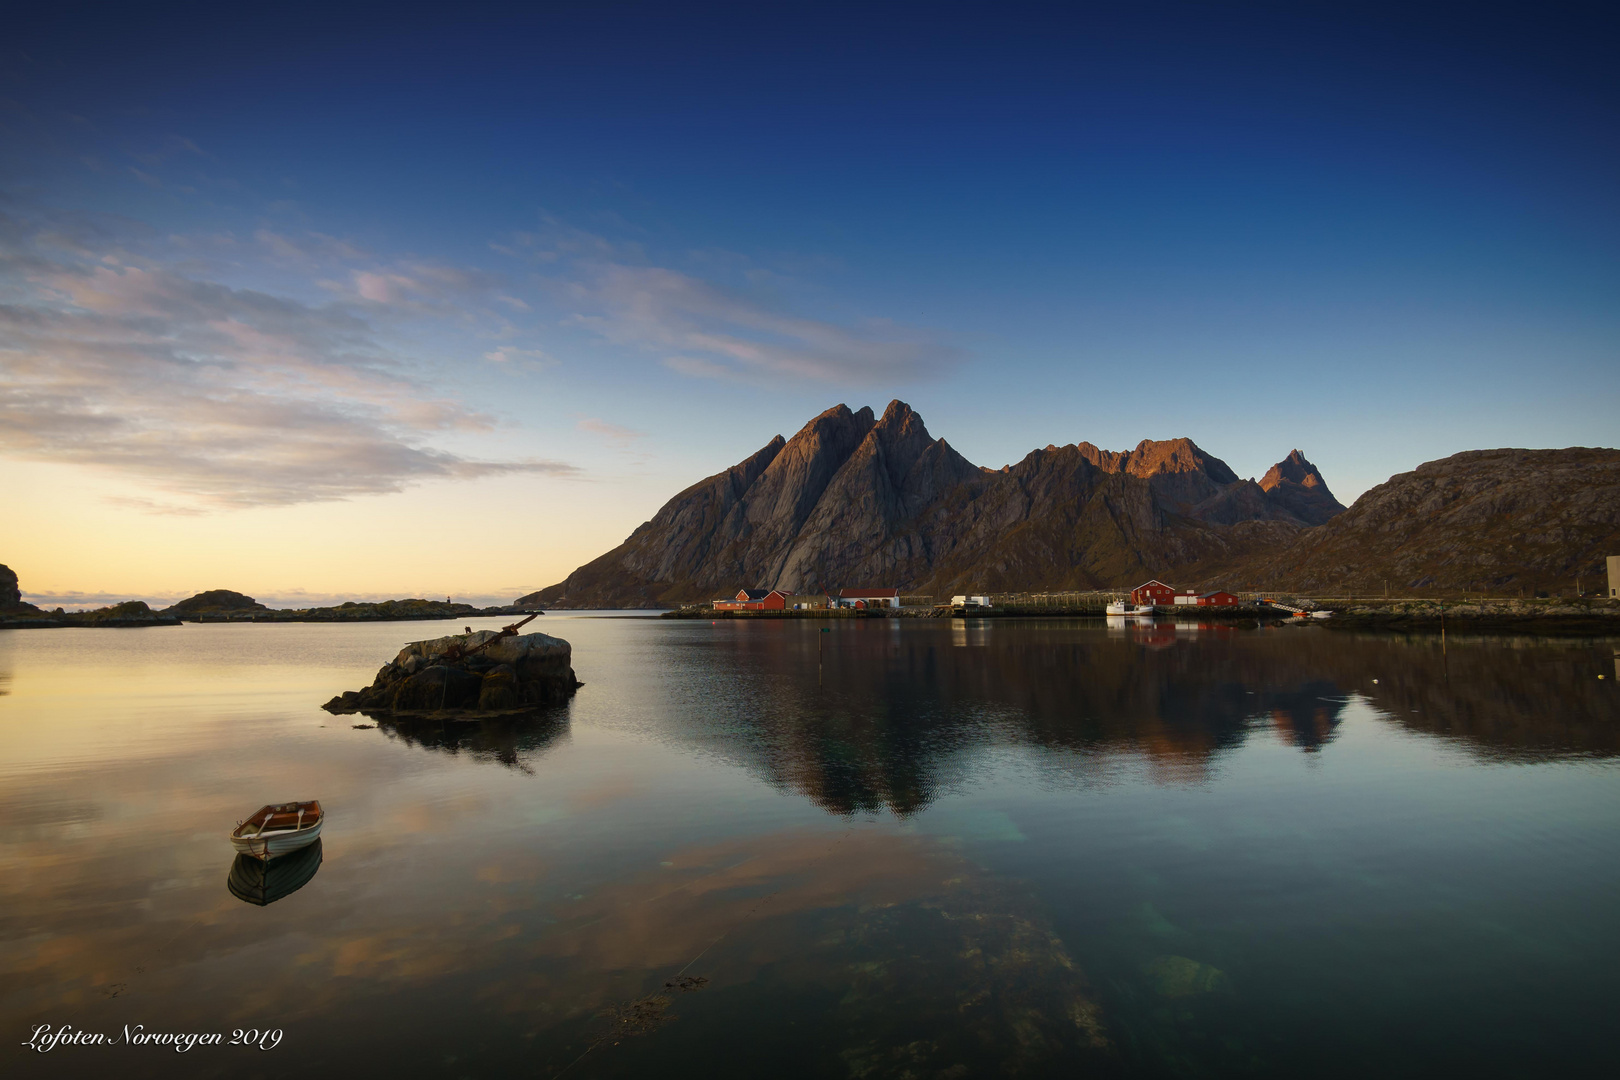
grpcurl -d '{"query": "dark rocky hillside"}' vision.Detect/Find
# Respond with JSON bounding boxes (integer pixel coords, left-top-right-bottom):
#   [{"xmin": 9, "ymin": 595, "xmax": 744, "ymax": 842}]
[
  {"xmin": 1223, "ymin": 447, "xmax": 1620, "ymax": 594},
  {"xmin": 0, "ymin": 563, "xmax": 27, "ymax": 611},
  {"xmin": 164, "ymin": 589, "xmax": 268, "ymax": 615},
  {"xmin": 528, "ymin": 401, "xmax": 1336, "ymax": 607}
]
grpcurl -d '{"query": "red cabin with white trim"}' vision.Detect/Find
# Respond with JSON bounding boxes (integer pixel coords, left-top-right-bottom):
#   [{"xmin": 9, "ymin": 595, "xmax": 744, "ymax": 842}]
[
  {"xmin": 713, "ymin": 588, "xmax": 790, "ymax": 611},
  {"xmin": 1130, "ymin": 580, "xmax": 1177, "ymax": 606}
]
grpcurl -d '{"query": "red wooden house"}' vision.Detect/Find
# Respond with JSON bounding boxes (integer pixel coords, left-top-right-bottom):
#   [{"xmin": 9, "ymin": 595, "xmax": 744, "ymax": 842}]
[
  {"xmin": 1130, "ymin": 580, "xmax": 1177, "ymax": 606},
  {"xmin": 713, "ymin": 588, "xmax": 790, "ymax": 611}
]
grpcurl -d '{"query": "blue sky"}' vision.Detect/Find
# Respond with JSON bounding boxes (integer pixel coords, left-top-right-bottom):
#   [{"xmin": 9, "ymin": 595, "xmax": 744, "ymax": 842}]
[{"xmin": 1, "ymin": 2, "xmax": 1616, "ymax": 601}]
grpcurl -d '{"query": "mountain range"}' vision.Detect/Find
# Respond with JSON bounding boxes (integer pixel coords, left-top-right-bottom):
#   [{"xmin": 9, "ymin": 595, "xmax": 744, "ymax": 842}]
[
  {"xmin": 528, "ymin": 401, "xmax": 1619, "ymax": 607},
  {"xmin": 531, "ymin": 401, "xmax": 1337, "ymax": 607}
]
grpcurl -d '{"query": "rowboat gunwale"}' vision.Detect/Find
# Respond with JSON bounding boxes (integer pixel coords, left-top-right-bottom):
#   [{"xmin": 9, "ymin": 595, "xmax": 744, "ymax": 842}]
[{"xmin": 229, "ymin": 800, "xmax": 324, "ymax": 860}]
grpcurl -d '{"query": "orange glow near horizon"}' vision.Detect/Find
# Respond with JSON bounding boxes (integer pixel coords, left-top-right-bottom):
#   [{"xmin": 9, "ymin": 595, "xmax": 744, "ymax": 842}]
[{"xmin": 0, "ymin": 458, "xmax": 649, "ymax": 605}]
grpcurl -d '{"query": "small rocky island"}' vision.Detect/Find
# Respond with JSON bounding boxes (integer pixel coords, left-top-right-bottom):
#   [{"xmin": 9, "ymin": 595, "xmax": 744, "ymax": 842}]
[{"xmin": 323, "ymin": 622, "xmax": 582, "ymax": 719}]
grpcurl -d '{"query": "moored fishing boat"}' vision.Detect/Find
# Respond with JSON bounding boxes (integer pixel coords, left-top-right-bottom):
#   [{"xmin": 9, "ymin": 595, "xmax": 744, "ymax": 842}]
[
  {"xmin": 230, "ymin": 800, "xmax": 323, "ymax": 860},
  {"xmin": 1105, "ymin": 600, "xmax": 1153, "ymax": 617}
]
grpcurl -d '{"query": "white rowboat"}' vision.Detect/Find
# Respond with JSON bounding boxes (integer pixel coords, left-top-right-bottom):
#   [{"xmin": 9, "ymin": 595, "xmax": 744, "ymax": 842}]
[{"xmin": 230, "ymin": 800, "xmax": 324, "ymax": 860}]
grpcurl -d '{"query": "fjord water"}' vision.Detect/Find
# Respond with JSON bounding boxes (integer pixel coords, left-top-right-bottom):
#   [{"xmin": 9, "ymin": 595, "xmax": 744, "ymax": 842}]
[{"xmin": 3, "ymin": 617, "xmax": 1618, "ymax": 1078}]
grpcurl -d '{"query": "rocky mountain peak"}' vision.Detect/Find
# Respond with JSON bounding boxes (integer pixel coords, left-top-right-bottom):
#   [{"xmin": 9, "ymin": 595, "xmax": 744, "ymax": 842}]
[
  {"xmin": 1255, "ymin": 449, "xmax": 1344, "ymax": 525},
  {"xmin": 1073, "ymin": 438, "xmax": 1240, "ymax": 515},
  {"xmin": 1261, "ymin": 450, "xmax": 1324, "ymax": 490},
  {"xmin": 878, "ymin": 398, "xmax": 919, "ymax": 426},
  {"xmin": 1076, "ymin": 438, "xmax": 1240, "ymax": 485},
  {"xmin": 0, "ymin": 563, "xmax": 21, "ymax": 611}
]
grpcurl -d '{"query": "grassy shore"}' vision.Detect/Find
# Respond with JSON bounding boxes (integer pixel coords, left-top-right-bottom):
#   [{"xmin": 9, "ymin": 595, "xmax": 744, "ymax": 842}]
[{"xmin": 1321, "ymin": 597, "xmax": 1620, "ymax": 635}]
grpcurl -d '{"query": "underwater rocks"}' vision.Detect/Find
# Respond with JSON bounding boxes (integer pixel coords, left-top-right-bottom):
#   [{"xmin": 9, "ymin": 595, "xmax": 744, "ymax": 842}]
[{"xmin": 322, "ymin": 629, "xmax": 582, "ymax": 718}]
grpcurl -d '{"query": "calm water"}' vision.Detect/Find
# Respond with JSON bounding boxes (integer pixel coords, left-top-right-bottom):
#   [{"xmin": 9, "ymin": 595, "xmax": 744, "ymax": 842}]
[{"xmin": 3, "ymin": 615, "xmax": 1619, "ymax": 1078}]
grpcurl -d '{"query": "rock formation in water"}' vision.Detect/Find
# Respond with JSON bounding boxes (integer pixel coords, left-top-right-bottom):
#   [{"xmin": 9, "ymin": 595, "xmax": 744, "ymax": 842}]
[
  {"xmin": 1225, "ymin": 447, "xmax": 1620, "ymax": 593},
  {"xmin": 323, "ymin": 629, "xmax": 581, "ymax": 717},
  {"xmin": 527, "ymin": 400, "xmax": 1338, "ymax": 607}
]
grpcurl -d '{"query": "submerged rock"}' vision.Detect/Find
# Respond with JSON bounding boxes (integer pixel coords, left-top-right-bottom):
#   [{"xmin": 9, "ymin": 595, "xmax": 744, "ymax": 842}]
[
  {"xmin": 322, "ymin": 628, "xmax": 582, "ymax": 718},
  {"xmin": 1142, "ymin": 954, "xmax": 1227, "ymax": 998}
]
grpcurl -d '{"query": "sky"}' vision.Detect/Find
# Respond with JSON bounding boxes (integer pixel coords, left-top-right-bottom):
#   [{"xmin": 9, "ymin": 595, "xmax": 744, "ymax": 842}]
[{"xmin": 2, "ymin": 1, "xmax": 1616, "ymax": 607}]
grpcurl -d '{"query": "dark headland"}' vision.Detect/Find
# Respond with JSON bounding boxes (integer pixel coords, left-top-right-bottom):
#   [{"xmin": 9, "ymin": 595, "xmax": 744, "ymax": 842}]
[{"xmin": 0, "ymin": 569, "xmax": 539, "ymax": 630}]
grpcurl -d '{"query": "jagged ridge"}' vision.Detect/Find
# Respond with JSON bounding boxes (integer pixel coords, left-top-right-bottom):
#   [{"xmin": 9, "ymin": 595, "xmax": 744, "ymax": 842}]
[{"xmin": 529, "ymin": 401, "xmax": 1338, "ymax": 607}]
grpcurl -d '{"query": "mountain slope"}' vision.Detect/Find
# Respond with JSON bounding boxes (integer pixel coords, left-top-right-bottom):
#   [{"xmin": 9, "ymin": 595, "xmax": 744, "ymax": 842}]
[
  {"xmin": 1226, "ymin": 447, "xmax": 1620, "ymax": 593},
  {"xmin": 528, "ymin": 401, "xmax": 1335, "ymax": 607}
]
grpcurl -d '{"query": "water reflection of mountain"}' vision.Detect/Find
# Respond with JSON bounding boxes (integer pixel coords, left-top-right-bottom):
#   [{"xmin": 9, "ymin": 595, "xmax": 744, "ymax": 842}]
[
  {"xmin": 371, "ymin": 707, "xmax": 570, "ymax": 771},
  {"xmin": 1335, "ymin": 632, "xmax": 1620, "ymax": 761},
  {"xmin": 228, "ymin": 840, "xmax": 323, "ymax": 906},
  {"xmin": 663, "ymin": 621, "xmax": 1620, "ymax": 815}
]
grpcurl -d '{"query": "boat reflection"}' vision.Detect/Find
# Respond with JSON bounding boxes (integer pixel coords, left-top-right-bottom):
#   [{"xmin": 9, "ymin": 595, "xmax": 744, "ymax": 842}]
[{"xmin": 227, "ymin": 838, "xmax": 323, "ymax": 906}]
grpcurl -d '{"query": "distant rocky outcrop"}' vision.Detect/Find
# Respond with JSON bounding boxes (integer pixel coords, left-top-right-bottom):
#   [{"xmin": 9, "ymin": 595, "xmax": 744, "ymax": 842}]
[
  {"xmin": 165, "ymin": 589, "xmax": 269, "ymax": 616},
  {"xmin": 0, "ymin": 565, "xmax": 178, "ymax": 626},
  {"xmin": 529, "ymin": 401, "xmax": 1338, "ymax": 607},
  {"xmin": 77, "ymin": 601, "xmax": 181, "ymax": 626},
  {"xmin": 323, "ymin": 629, "xmax": 581, "ymax": 717},
  {"xmin": 1226, "ymin": 447, "xmax": 1620, "ymax": 593},
  {"xmin": 161, "ymin": 595, "xmax": 533, "ymax": 622}
]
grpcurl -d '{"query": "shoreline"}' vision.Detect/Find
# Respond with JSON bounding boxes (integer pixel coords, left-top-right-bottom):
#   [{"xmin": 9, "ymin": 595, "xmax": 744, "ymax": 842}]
[
  {"xmin": 660, "ymin": 597, "xmax": 1620, "ymax": 635},
  {"xmin": 0, "ymin": 607, "xmax": 542, "ymax": 631}
]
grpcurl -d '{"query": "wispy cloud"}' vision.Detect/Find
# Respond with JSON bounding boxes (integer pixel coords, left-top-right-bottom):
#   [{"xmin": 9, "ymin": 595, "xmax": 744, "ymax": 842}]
[
  {"xmin": 0, "ymin": 202, "xmax": 575, "ymax": 509},
  {"xmin": 575, "ymin": 415, "xmax": 644, "ymax": 448},
  {"xmin": 497, "ymin": 220, "xmax": 959, "ymax": 385},
  {"xmin": 482, "ymin": 346, "xmax": 552, "ymax": 368},
  {"xmin": 562, "ymin": 264, "xmax": 961, "ymax": 385},
  {"xmin": 255, "ymin": 228, "xmax": 369, "ymax": 263},
  {"xmin": 662, "ymin": 356, "xmax": 730, "ymax": 379}
]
